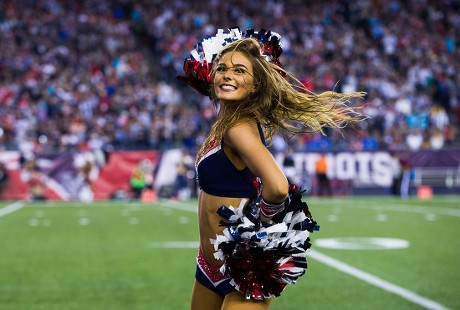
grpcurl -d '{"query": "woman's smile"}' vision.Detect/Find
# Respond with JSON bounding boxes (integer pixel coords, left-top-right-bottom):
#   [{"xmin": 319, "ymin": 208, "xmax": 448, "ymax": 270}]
[{"xmin": 220, "ymin": 84, "xmax": 237, "ymax": 91}]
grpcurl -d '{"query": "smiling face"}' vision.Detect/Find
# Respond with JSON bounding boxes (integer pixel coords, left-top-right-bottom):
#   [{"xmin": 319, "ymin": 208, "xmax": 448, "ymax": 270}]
[{"xmin": 213, "ymin": 51, "xmax": 255, "ymax": 104}]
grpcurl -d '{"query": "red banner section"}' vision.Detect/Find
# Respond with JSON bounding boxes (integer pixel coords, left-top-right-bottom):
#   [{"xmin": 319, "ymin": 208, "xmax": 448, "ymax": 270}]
[
  {"xmin": 92, "ymin": 151, "xmax": 160, "ymax": 200},
  {"xmin": 0, "ymin": 151, "xmax": 27, "ymax": 200},
  {"xmin": 0, "ymin": 150, "xmax": 160, "ymax": 201}
]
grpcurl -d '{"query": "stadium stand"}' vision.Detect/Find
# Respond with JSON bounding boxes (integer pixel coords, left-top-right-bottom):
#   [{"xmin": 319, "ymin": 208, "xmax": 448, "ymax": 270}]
[{"xmin": 0, "ymin": 0, "xmax": 459, "ymax": 155}]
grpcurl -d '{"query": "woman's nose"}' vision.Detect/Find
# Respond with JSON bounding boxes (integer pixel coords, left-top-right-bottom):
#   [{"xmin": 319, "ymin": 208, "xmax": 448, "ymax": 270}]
[{"xmin": 221, "ymin": 68, "xmax": 235, "ymax": 80}]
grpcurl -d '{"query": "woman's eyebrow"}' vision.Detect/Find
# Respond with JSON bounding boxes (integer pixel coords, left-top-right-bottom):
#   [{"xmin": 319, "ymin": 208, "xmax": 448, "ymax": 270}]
[
  {"xmin": 217, "ymin": 63, "xmax": 249, "ymax": 70},
  {"xmin": 229, "ymin": 63, "xmax": 249, "ymax": 69}
]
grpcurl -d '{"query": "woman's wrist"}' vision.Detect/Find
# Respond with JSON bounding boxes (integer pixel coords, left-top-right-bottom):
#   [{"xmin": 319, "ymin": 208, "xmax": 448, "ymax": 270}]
[{"xmin": 259, "ymin": 196, "xmax": 287, "ymax": 218}]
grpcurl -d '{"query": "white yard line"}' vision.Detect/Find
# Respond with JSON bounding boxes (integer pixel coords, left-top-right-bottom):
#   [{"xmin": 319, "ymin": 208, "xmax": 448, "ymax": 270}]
[
  {"xmin": 354, "ymin": 203, "xmax": 460, "ymax": 217},
  {"xmin": 160, "ymin": 199, "xmax": 198, "ymax": 212},
  {"xmin": 307, "ymin": 249, "xmax": 450, "ymax": 310},
  {"xmin": 314, "ymin": 199, "xmax": 460, "ymax": 218},
  {"xmin": 0, "ymin": 201, "xmax": 24, "ymax": 217}
]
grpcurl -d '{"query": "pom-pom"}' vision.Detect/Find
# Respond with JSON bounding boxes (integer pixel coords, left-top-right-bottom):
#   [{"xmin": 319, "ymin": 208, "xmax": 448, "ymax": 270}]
[
  {"xmin": 177, "ymin": 28, "xmax": 242, "ymax": 96},
  {"xmin": 245, "ymin": 28, "xmax": 283, "ymax": 63},
  {"xmin": 211, "ymin": 184, "xmax": 319, "ymax": 300},
  {"xmin": 177, "ymin": 59, "xmax": 213, "ymax": 96}
]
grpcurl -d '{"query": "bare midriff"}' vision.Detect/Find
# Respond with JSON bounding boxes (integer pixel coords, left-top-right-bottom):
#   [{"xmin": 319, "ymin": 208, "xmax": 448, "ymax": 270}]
[{"xmin": 198, "ymin": 190, "xmax": 249, "ymax": 266}]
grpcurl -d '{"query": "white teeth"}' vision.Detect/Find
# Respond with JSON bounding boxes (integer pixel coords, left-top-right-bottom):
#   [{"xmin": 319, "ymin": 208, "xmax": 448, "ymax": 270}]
[{"xmin": 221, "ymin": 85, "xmax": 236, "ymax": 91}]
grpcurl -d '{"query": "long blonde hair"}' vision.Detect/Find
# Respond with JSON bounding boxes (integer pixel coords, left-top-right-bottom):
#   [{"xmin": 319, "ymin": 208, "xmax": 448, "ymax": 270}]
[{"xmin": 198, "ymin": 38, "xmax": 366, "ymax": 159}]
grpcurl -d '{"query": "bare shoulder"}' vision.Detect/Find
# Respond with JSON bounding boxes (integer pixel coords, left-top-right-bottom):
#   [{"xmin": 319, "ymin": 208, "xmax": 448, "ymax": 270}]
[
  {"xmin": 224, "ymin": 120, "xmax": 268, "ymax": 167},
  {"xmin": 224, "ymin": 120, "xmax": 260, "ymax": 148}
]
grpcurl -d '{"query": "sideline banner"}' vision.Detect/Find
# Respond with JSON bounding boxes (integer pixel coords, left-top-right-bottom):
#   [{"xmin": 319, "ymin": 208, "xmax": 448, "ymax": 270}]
[
  {"xmin": 1, "ymin": 149, "xmax": 458, "ymax": 201},
  {"xmin": 0, "ymin": 151, "xmax": 27, "ymax": 200},
  {"xmin": 92, "ymin": 150, "xmax": 160, "ymax": 200},
  {"xmin": 278, "ymin": 150, "xmax": 460, "ymax": 188},
  {"xmin": 0, "ymin": 150, "xmax": 160, "ymax": 201}
]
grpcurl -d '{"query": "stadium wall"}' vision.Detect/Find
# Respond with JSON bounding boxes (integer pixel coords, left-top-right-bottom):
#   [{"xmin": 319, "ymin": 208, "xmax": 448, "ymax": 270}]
[{"xmin": 0, "ymin": 149, "xmax": 459, "ymax": 201}]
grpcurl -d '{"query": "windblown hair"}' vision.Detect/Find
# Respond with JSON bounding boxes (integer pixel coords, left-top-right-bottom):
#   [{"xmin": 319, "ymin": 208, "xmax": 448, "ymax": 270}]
[{"xmin": 198, "ymin": 38, "xmax": 366, "ymax": 159}]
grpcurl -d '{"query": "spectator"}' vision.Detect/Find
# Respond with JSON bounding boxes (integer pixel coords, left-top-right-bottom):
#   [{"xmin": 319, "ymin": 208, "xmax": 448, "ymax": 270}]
[
  {"xmin": 0, "ymin": 162, "xmax": 9, "ymax": 198},
  {"xmin": 315, "ymin": 153, "xmax": 332, "ymax": 196},
  {"xmin": 20, "ymin": 158, "xmax": 47, "ymax": 201},
  {"xmin": 389, "ymin": 151, "xmax": 402, "ymax": 196},
  {"xmin": 0, "ymin": 0, "xmax": 458, "ymax": 153},
  {"xmin": 282, "ymin": 147, "xmax": 296, "ymax": 185},
  {"xmin": 400, "ymin": 154, "xmax": 412, "ymax": 199},
  {"xmin": 130, "ymin": 161, "xmax": 147, "ymax": 199},
  {"xmin": 173, "ymin": 150, "xmax": 194, "ymax": 200}
]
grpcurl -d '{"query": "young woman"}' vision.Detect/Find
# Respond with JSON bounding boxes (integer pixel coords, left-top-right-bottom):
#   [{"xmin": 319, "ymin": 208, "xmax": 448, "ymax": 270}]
[{"xmin": 181, "ymin": 30, "xmax": 365, "ymax": 310}]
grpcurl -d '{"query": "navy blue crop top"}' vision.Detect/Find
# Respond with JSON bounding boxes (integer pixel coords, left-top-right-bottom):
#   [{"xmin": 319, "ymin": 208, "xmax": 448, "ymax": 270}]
[{"xmin": 196, "ymin": 124, "xmax": 266, "ymax": 198}]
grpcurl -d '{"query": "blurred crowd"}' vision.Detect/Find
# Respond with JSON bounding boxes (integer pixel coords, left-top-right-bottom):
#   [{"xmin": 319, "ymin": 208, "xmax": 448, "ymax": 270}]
[{"xmin": 0, "ymin": 0, "xmax": 459, "ymax": 156}]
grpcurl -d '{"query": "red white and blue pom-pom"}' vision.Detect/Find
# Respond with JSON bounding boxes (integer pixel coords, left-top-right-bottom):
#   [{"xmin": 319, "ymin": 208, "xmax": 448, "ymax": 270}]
[
  {"xmin": 177, "ymin": 28, "xmax": 242, "ymax": 96},
  {"xmin": 245, "ymin": 28, "xmax": 285, "ymax": 76},
  {"xmin": 177, "ymin": 27, "xmax": 285, "ymax": 97},
  {"xmin": 211, "ymin": 184, "xmax": 319, "ymax": 300}
]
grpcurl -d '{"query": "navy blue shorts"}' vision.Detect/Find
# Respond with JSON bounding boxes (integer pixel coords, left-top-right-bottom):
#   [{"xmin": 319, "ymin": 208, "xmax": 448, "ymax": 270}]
[{"xmin": 195, "ymin": 264, "xmax": 237, "ymax": 296}]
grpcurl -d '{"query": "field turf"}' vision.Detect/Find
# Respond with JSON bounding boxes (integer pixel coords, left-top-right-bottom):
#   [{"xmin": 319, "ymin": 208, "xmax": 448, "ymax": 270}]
[{"xmin": 0, "ymin": 195, "xmax": 459, "ymax": 309}]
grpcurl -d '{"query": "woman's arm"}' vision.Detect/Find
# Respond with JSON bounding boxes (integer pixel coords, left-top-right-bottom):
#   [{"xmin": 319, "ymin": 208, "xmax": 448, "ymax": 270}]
[{"xmin": 224, "ymin": 121, "xmax": 289, "ymax": 204}]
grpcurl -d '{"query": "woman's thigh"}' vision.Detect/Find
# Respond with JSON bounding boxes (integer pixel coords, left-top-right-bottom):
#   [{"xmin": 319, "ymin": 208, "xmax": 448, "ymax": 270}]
[
  {"xmin": 191, "ymin": 280, "xmax": 224, "ymax": 310},
  {"xmin": 221, "ymin": 292, "xmax": 272, "ymax": 310}
]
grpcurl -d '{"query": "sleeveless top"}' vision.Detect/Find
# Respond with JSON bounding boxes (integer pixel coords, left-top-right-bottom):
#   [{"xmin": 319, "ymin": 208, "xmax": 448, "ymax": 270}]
[{"xmin": 196, "ymin": 124, "xmax": 265, "ymax": 198}]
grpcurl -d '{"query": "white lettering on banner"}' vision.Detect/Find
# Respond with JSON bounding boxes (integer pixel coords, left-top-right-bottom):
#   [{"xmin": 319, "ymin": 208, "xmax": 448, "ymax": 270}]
[
  {"xmin": 154, "ymin": 149, "xmax": 184, "ymax": 190},
  {"xmin": 335, "ymin": 152, "xmax": 355, "ymax": 180},
  {"xmin": 356, "ymin": 152, "xmax": 371, "ymax": 183},
  {"xmin": 281, "ymin": 152, "xmax": 393, "ymax": 187},
  {"xmin": 372, "ymin": 152, "xmax": 392, "ymax": 186},
  {"xmin": 305, "ymin": 153, "xmax": 319, "ymax": 176}
]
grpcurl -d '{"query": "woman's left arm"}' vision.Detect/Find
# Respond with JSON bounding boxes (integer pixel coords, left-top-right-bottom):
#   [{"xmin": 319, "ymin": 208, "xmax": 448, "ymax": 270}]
[{"xmin": 225, "ymin": 121, "xmax": 289, "ymax": 204}]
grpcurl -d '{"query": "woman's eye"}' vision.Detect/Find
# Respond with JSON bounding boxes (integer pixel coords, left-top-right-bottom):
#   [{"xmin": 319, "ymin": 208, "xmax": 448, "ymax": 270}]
[
  {"xmin": 215, "ymin": 66, "xmax": 247, "ymax": 75},
  {"xmin": 215, "ymin": 66, "xmax": 226, "ymax": 73}
]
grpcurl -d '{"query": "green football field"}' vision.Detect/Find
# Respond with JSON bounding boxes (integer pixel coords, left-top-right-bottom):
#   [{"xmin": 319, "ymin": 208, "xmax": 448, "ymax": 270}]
[{"xmin": 0, "ymin": 195, "xmax": 459, "ymax": 310}]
